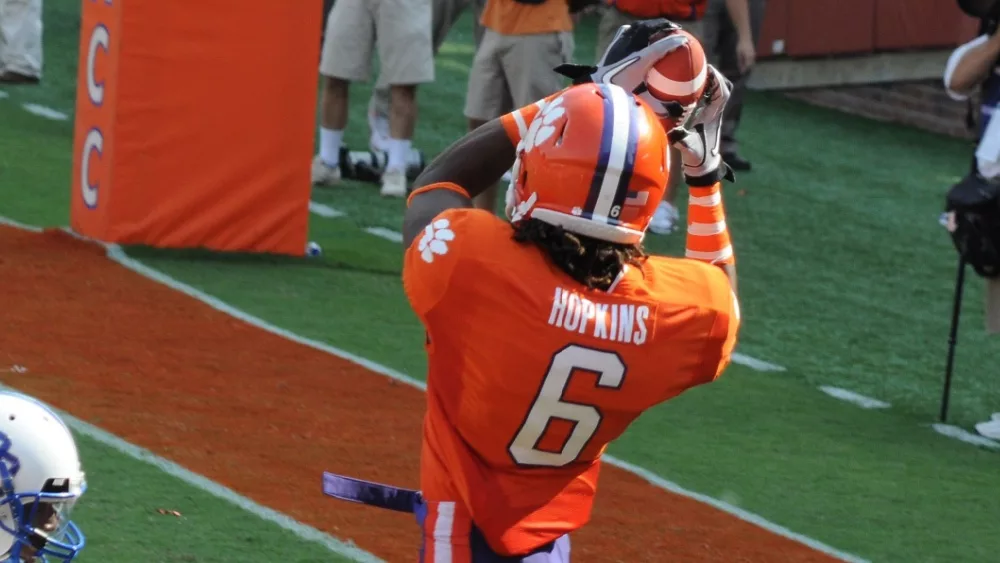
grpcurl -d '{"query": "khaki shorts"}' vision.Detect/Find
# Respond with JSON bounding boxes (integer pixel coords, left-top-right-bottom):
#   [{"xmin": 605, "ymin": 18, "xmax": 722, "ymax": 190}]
[
  {"xmin": 371, "ymin": 0, "xmax": 472, "ymax": 117},
  {"xmin": 320, "ymin": 0, "xmax": 434, "ymax": 87},
  {"xmin": 464, "ymin": 28, "xmax": 574, "ymax": 122},
  {"xmin": 595, "ymin": 7, "xmax": 704, "ymax": 63}
]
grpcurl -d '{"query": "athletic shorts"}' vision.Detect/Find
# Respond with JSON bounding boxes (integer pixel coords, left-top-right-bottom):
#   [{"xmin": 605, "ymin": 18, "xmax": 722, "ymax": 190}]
[
  {"xmin": 320, "ymin": 0, "xmax": 434, "ymax": 87},
  {"xmin": 417, "ymin": 500, "xmax": 571, "ymax": 563}
]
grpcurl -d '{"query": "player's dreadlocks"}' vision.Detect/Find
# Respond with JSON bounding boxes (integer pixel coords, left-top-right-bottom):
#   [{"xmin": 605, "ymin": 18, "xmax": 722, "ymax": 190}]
[{"xmin": 513, "ymin": 218, "xmax": 647, "ymax": 291}]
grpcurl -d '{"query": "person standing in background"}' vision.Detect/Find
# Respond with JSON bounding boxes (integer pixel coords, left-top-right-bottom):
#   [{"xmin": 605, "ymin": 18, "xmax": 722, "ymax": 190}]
[
  {"xmin": 943, "ymin": 0, "xmax": 1000, "ymax": 441},
  {"xmin": 367, "ymin": 0, "xmax": 477, "ymax": 155},
  {"xmin": 0, "ymin": 0, "xmax": 43, "ymax": 84},
  {"xmin": 464, "ymin": 0, "xmax": 575, "ymax": 213},
  {"xmin": 701, "ymin": 0, "xmax": 764, "ymax": 173},
  {"xmin": 313, "ymin": 0, "xmax": 434, "ymax": 198}
]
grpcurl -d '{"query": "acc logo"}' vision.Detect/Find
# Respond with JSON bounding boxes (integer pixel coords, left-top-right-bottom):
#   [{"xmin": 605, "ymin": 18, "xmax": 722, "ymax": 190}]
[
  {"xmin": 81, "ymin": 22, "xmax": 111, "ymax": 210},
  {"xmin": 418, "ymin": 218, "xmax": 455, "ymax": 264}
]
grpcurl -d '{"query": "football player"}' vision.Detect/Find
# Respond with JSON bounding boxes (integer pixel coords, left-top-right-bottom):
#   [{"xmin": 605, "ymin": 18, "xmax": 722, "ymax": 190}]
[
  {"xmin": 323, "ymin": 21, "xmax": 739, "ymax": 562},
  {"xmin": 0, "ymin": 392, "xmax": 86, "ymax": 562}
]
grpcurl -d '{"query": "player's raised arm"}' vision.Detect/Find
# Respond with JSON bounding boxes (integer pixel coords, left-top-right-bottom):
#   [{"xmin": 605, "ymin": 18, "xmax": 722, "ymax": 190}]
[
  {"xmin": 401, "ymin": 93, "xmax": 567, "ymax": 248},
  {"xmin": 402, "ymin": 119, "xmax": 513, "ymax": 248},
  {"xmin": 668, "ymin": 65, "xmax": 739, "ymax": 294}
]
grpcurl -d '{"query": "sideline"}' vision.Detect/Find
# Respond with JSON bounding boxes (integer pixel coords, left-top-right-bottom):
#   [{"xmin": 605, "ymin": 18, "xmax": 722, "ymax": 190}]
[
  {"xmin": 819, "ymin": 386, "xmax": 891, "ymax": 410},
  {"xmin": 0, "ymin": 215, "xmax": 868, "ymax": 563}
]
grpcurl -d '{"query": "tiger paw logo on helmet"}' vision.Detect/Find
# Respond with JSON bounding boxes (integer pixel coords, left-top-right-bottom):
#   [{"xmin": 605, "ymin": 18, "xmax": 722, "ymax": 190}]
[
  {"xmin": 507, "ymin": 96, "xmax": 569, "ymax": 222},
  {"xmin": 418, "ymin": 219, "xmax": 455, "ymax": 264},
  {"xmin": 523, "ymin": 95, "xmax": 567, "ymax": 153}
]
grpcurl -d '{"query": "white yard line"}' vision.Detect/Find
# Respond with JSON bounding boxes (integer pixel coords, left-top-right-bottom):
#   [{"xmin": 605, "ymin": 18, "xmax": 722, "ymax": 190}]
[
  {"xmin": 932, "ymin": 424, "xmax": 1000, "ymax": 450},
  {"xmin": 309, "ymin": 201, "xmax": 345, "ymax": 218},
  {"xmin": 0, "ymin": 215, "xmax": 42, "ymax": 232},
  {"xmin": 364, "ymin": 227, "xmax": 403, "ymax": 243},
  {"xmin": 732, "ymin": 352, "xmax": 786, "ymax": 372},
  {"xmin": 21, "ymin": 103, "xmax": 69, "ymax": 121},
  {"xmin": 0, "ymin": 90, "xmax": 9, "ymax": 100},
  {"xmin": 819, "ymin": 386, "xmax": 891, "ymax": 410}
]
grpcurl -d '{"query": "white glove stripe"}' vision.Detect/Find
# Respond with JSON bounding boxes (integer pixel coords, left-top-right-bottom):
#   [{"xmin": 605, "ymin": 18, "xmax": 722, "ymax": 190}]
[
  {"xmin": 689, "ymin": 192, "xmax": 722, "ymax": 206},
  {"xmin": 687, "ymin": 220, "xmax": 727, "ymax": 236},
  {"xmin": 591, "ymin": 84, "xmax": 635, "ymax": 221},
  {"xmin": 685, "ymin": 245, "xmax": 733, "ymax": 263}
]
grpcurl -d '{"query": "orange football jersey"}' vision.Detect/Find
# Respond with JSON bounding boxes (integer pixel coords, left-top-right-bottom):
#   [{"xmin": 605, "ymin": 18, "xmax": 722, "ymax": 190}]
[{"xmin": 402, "ymin": 205, "xmax": 739, "ymax": 556}]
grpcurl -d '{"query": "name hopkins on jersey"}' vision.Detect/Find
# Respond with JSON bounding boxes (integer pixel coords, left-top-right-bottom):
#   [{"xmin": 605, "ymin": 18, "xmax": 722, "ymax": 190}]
[{"xmin": 547, "ymin": 287, "xmax": 650, "ymax": 345}]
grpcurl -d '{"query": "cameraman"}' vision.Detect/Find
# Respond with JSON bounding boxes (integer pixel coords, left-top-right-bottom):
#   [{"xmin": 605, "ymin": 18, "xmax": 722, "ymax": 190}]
[
  {"xmin": 943, "ymin": 0, "xmax": 1000, "ymax": 441},
  {"xmin": 945, "ymin": 1, "xmax": 1000, "ymax": 177}
]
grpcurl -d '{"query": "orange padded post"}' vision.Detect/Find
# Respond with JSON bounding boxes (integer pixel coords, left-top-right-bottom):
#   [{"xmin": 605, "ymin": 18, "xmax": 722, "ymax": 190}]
[{"xmin": 71, "ymin": 0, "xmax": 321, "ymax": 256}]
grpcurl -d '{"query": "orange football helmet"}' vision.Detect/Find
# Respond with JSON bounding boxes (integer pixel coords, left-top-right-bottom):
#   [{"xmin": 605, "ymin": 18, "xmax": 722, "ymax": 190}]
[{"xmin": 504, "ymin": 82, "xmax": 670, "ymax": 244}]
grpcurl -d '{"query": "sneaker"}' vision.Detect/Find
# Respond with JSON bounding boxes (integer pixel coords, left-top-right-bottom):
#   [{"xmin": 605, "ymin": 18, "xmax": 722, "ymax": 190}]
[
  {"xmin": 380, "ymin": 169, "xmax": 408, "ymax": 198},
  {"xmin": 648, "ymin": 201, "xmax": 680, "ymax": 235},
  {"xmin": 312, "ymin": 155, "xmax": 341, "ymax": 186}
]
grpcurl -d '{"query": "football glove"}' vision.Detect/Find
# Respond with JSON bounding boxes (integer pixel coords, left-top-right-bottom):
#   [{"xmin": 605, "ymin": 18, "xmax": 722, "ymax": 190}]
[
  {"xmin": 667, "ymin": 65, "xmax": 736, "ymax": 185},
  {"xmin": 554, "ymin": 18, "xmax": 692, "ymax": 123}
]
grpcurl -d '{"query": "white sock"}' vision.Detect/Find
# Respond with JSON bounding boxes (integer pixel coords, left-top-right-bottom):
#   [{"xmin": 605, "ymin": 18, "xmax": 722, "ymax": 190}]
[
  {"xmin": 385, "ymin": 138, "xmax": 411, "ymax": 174},
  {"xmin": 319, "ymin": 128, "xmax": 343, "ymax": 167}
]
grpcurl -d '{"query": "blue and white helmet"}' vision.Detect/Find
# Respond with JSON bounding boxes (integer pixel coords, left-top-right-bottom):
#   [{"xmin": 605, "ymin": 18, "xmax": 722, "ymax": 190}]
[{"xmin": 0, "ymin": 392, "xmax": 85, "ymax": 562}]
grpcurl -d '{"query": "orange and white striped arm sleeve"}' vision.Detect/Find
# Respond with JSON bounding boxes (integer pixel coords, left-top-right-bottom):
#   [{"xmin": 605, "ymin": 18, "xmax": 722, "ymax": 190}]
[
  {"xmin": 499, "ymin": 90, "xmax": 568, "ymax": 145},
  {"xmin": 685, "ymin": 182, "xmax": 734, "ymax": 265}
]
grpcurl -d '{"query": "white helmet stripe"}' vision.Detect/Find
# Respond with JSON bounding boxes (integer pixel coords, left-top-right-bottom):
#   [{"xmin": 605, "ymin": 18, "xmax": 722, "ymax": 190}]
[{"xmin": 590, "ymin": 85, "xmax": 635, "ymax": 222}]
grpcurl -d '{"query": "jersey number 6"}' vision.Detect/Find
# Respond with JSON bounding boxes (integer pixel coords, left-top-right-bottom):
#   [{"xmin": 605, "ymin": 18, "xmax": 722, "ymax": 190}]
[{"xmin": 507, "ymin": 345, "xmax": 626, "ymax": 467}]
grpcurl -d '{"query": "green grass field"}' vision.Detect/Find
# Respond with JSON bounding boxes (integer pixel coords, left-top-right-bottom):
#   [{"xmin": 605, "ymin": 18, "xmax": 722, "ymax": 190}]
[{"xmin": 1, "ymin": 1, "xmax": 999, "ymax": 562}]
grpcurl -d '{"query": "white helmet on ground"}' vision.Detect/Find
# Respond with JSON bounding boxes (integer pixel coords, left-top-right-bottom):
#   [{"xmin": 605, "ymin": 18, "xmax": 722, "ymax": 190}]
[{"xmin": 0, "ymin": 392, "xmax": 85, "ymax": 562}]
